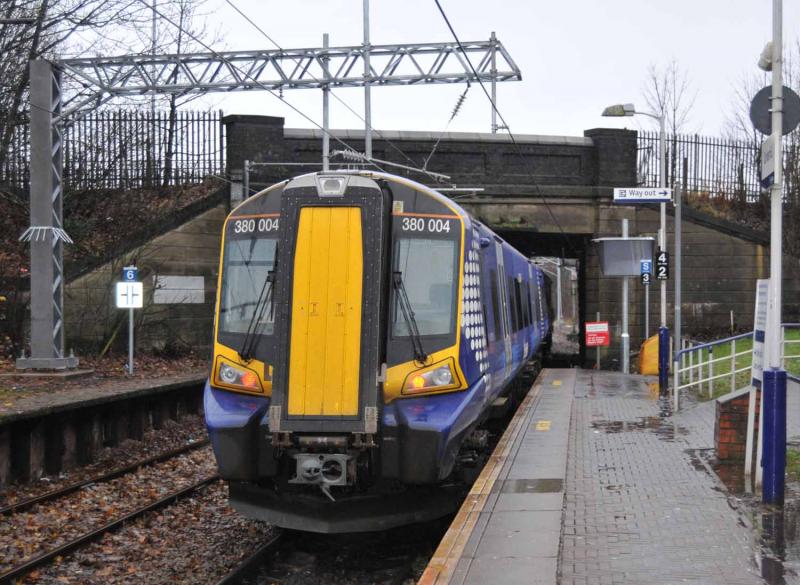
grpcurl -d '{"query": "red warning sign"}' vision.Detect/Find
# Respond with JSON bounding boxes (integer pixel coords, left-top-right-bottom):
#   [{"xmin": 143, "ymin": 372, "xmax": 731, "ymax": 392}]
[{"xmin": 585, "ymin": 321, "xmax": 610, "ymax": 347}]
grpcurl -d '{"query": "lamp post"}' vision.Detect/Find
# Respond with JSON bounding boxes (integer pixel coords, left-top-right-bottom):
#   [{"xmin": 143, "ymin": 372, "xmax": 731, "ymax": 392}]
[{"xmin": 603, "ymin": 103, "xmax": 669, "ymax": 389}]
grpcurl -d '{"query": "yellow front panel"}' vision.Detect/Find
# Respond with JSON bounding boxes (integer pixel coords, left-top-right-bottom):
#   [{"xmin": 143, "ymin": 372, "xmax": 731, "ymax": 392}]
[{"xmin": 288, "ymin": 207, "xmax": 363, "ymax": 416}]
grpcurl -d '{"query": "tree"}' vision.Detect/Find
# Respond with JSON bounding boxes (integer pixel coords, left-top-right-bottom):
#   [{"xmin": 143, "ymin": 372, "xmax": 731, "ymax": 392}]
[
  {"xmin": 641, "ymin": 59, "xmax": 697, "ymax": 187},
  {"xmin": 0, "ymin": 0, "xmax": 219, "ymax": 196}
]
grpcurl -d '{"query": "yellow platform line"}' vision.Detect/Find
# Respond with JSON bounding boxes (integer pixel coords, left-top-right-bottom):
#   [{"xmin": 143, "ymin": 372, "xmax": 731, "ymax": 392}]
[{"xmin": 417, "ymin": 374, "xmax": 547, "ymax": 585}]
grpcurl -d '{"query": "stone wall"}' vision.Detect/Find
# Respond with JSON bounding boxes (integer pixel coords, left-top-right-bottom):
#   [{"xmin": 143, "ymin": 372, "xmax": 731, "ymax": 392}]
[
  {"xmin": 223, "ymin": 115, "xmax": 637, "ymax": 194},
  {"xmin": 64, "ymin": 205, "xmax": 226, "ymax": 355}
]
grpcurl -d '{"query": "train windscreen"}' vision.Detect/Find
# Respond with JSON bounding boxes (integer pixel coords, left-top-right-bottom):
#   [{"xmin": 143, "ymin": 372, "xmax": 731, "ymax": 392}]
[
  {"xmin": 218, "ymin": 237, "xmax": 277, "ymax": 336},
  {"xmin": 392, "ymin": 237, "xmax": 458, "ymax": 337}
]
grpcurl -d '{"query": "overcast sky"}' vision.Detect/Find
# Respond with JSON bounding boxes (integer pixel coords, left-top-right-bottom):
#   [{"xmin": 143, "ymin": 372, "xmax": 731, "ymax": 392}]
[{"xmin": 193, "ymin": 0, "xmax": 799, "ymax": 139}]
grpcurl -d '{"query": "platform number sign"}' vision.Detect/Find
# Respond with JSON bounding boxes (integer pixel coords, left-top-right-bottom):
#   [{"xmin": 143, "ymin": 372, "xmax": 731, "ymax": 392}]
[
  {"xmin": 122, "ymin": 266, "xmax": 138, "ymax": 282},
  {"xmin": 655, "ymin": 250, "xmax": 669, "ymax": 280},
  {"xmin": 640, "ymin": 259, "xmax": 652, "ymax": 286}
]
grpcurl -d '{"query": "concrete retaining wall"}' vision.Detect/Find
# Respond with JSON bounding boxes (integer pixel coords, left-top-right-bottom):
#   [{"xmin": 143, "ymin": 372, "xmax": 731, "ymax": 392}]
[{"xmin": 64, "ymin": 205, "xmax": 226, "ymax": 354}]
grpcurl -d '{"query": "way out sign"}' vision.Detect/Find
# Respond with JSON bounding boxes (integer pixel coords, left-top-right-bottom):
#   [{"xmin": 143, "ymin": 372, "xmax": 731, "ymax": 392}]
[
  {"xmin": 585, "ymin": 321, "xmax": 610, "ymax": 347},
  {"xmin": 613, "ymin": 187, "xmax": 673, "ymax": 204}
]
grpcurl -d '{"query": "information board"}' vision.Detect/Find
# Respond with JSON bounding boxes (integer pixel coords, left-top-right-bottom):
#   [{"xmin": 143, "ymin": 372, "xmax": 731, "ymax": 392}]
[
  {"xmin": 751, "ymin": 279, "xmax": 770, "ymax": 389},
  {"xmin": 640, "ymin": 259, "xmax": 652, "ymax": 286},
  {"xmin": 116, "ymin": 282, "xmax": 143, "ymax": 309},
  {"xmin": 585, "ymin": 321, "xmax": 610, "ymax": 347},
  {"xmin": 656, "ymin": 250, "xmax": 669, "ymax": 280}
]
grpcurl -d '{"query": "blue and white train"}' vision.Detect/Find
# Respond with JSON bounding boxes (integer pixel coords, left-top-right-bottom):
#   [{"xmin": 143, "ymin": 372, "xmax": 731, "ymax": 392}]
[{"xmin": 204, "ymin": 170, "xmax": 552, "ymax": 532}]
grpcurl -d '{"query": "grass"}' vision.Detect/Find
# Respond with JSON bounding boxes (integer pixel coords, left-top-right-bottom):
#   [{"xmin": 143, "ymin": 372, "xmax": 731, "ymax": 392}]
[
  {"xmin": 679, "ymin": 328, "xmax": 800, "ymax": 400},
  {"xmin": 787, "ymin": 448, "xmax": 800, "ymax": 482}
]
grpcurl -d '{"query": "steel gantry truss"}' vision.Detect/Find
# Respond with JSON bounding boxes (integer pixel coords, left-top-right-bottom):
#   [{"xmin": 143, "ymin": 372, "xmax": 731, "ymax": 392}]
[
  {"xmin": 18, "ymin": 37, "xmax": 521, "ymax": 369},
  {"xmin": 58, "ymin": 40, "xmax": 520, "ymax": 106}
]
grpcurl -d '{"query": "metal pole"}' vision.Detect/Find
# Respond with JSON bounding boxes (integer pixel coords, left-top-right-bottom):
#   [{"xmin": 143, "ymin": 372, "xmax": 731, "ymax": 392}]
[
  {"xmin": 673, "ymin": 157, "xmax": 685, "ymax": 410},
  {"xmin": 596, "ymin": 311, "xmax": 601, "ymax": 370},
  {"xmin": 659, "ymin": 114, "xmax": 667, "ymax": 328},
  {"xmin": 763, "ymin": 0, "xmax": 786, "ymax": 506},
  {"xmin": 363, "ymin": 0, "xmax": 372, "ymax": 159},
  {"xmin": 322, "ymin": 33, "xmax": 330, "ymax": 171},
  {"xmin": 708, "ymin": 347, "xmax": 714, "ymax": 398},
  {"xmin": 150, "ymin": 0, "xmax": 157, "ymax": 185},
  {"xmin": 151, "ymin": 0, "xmax": 157, "ymax": 118},
  {"xmin": 243, "ymin": 160, "xmax": 250, "ymax": 197},
  {"xmin": 622, "ymin": 219, "xmax": 630, "ymax": 374},
  {"xmin": 128, "ymin": 307, "xmax": 134, "ymax": 375},
  {"xmin": 645, "ymin": 282, "xmax": 649, "ymax": 339},
  {"xmin": 16, "ymin": 60, "xmax": 77, "ymax": 371},
  {"xmin": 556, "ymin": 258, "xmax": 563, "ymax": 321},
  {"xmin": 768, "ymin": 0, "xmax": 783, "ymax": 370},
  {"xmin": 490, "ymin": 31, "xmax": 497, "ymax": 133}
]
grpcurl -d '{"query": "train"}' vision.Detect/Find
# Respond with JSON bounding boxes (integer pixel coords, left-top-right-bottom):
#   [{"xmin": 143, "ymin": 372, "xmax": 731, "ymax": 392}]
[{"xmin": 204, "ymin": 170, "xmax": 553, "ymax": 532}]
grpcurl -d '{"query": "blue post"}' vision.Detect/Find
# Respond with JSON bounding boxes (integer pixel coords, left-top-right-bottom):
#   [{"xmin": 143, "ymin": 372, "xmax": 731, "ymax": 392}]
[
  {"xmin": 658, "ymin": 326, "xmax": 670, "ymax": 394},
  {"xmin": 762, "ymin": 368, "xmax": 787, "ymax": 505}
]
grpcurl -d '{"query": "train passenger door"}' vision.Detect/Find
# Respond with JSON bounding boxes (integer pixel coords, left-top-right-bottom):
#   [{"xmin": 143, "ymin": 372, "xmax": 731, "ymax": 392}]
[{"xmin": 494, "ymin": 241, "xmax": 512, "ymax": 378}]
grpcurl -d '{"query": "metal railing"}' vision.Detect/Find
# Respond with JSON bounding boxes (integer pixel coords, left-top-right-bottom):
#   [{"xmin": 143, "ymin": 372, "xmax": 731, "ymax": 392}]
[
  {"xmin": 672, "ymin": 324, "xmax": 800, "ymax": 404},
  {"xmin": 637, "ymin": 131, "xmax": 796, "ymax": 203}
]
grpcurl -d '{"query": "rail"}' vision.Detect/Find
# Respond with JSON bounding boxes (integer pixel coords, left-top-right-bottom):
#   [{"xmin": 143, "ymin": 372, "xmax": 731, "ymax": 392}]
[{"xmin": 672, "ymin": 324, "xmax": 800, "ymax": 402}]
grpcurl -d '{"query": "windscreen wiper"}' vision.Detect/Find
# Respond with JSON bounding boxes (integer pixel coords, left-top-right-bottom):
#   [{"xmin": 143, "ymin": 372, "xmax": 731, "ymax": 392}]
[
  {"xmin": 392, "ymin": 271, "xmax": 428, "ymax": 364},
  {"xmin": 238, "ymin": 246, "xmax": 279, "ymax": 361},
  {"xmin": 238, "ymin": 270, "xmax": 275, "ymax": 362}
]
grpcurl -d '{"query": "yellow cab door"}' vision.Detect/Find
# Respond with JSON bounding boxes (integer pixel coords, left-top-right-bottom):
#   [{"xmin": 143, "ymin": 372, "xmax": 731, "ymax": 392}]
[{"xmin": 287, "ymin": 207, "xmax": 363, "ymax": 416}]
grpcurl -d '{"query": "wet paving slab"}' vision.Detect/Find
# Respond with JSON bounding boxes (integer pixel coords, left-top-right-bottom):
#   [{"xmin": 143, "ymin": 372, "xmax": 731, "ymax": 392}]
[{"xmin": 561, "ymin": 370, "xmax": 768, "ymax": 584}]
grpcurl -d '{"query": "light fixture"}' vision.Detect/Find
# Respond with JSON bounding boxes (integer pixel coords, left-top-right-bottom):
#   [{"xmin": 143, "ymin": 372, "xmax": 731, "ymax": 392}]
[{"xmin": 601, "ymin": 103, "xmax": 636, "ymax": 117}]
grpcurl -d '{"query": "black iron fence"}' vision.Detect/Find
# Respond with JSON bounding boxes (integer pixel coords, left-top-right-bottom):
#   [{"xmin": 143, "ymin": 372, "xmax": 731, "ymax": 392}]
[
  {"xmin": 636, "ymin": 130, "xmax": 797, "ymax": 203},
  {"xmin": 0, "ymin": 109, "xmax": 225, "ymax": 193}
]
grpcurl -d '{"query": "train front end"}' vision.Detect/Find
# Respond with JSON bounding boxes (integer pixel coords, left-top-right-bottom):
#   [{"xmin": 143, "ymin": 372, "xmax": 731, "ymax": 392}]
[{"xmin": 205, "ymin": 171, "xmax": 486, "ymax": 532}]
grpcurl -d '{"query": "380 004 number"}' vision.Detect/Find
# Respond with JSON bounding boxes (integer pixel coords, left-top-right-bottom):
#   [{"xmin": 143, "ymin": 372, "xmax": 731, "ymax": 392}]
[
  {"xmin": 232, "ymin": 217, "xmax": 279, "ymax": 234},
  {"xmin": 401, "ymin": 217, "xmax": 451, "ymax": 233}
]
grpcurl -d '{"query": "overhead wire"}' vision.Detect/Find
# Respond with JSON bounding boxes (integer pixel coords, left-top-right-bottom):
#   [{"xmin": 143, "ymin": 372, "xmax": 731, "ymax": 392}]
[
  {"xmin": 222, "ymin": 0, "xmax": 451, "ymax": 185},
  {"xmin": 432, "ymin": 0, "xmax": 578, "ymax": 255}
]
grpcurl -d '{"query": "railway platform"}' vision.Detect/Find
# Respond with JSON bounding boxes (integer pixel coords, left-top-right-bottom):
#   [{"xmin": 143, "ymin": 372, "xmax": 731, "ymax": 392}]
[
  {"xmin": 0, "ymin": 371, "xmax": 207, "ymax": 486},
  {"xmin": 420, "ymin": 368, "xmax": 776, "ymax": 585}
]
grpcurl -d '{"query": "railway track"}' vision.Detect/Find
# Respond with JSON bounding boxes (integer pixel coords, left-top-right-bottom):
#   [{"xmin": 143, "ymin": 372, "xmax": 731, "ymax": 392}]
[
  {"xmin": 0, "ymin": 438, "xmax": 210, "ymax": 516},
  {"xmin": 0, "ymin": 440, "xmax": 215, "ymax": 584},
  {"xmin": 213, "ymin": 531, "xmax": 284, "ymax": 585},
  {"xmin": 0, "ymin": 473, "xmax": 219, "ymax": 583}
]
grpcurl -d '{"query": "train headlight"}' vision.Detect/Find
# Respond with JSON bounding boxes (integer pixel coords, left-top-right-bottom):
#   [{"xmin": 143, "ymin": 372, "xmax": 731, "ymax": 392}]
[
  {"xmin": 216, "ymin": 361, "xmax": 261, "ymax": 391},
  {"xmin": 403, "ymin": 360, "xmax": 459, "ymax": 395},
  {"xmin": 431, "ymin": 366, "xmax": 453, "ymax": 386},
  {"xmin": 316, "ymin": 175, "xmax": 348, "ymax": 197}
]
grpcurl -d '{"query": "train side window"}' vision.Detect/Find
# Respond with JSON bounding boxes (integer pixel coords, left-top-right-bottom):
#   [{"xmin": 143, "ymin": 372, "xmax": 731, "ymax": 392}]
[
  {"xmin": 513, "ymin": 278, "xmax": 524, "ymax": 331},
  {"xmin": 489, "ymin": 269, "xmax": 501, "ymax": 335},
  {"xmin": 508, "ymin": 276, "xmax": 519, "ymax": 332},
  {"xmin": 522, "ymin": 281, "xmax": 530, "ymax": 327},
  {"xmin": 527, "ymin": 275, "xmax": 536, "ymax": 324}
]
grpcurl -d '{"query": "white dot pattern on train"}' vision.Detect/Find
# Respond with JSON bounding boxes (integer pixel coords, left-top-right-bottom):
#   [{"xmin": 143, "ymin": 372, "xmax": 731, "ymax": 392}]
[{"xmin": 462, "ymin": 237, "xmax": 488, "ymax": 374}]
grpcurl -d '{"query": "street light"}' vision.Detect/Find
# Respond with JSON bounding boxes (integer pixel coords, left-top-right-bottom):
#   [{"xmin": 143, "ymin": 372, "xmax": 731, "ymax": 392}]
[{"xmin": 603, "ymin": 102, "xmax": 669, "ymax": 388}]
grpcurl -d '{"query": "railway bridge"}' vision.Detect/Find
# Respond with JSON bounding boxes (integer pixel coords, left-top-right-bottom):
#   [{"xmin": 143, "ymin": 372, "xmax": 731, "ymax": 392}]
[{"xmin": 224, "ymin": 115, "xmax": 800, "ymax": 364}]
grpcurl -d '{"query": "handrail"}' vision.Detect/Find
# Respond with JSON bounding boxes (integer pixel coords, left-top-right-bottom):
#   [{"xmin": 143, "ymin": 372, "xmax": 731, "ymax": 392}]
[
  {"xmin": 673, "ymin": 331, "xmax": 752, "ymax": 361},
  {"xmin": 671, "ymin": 322, "xmax": 799, "ymax": 409}
]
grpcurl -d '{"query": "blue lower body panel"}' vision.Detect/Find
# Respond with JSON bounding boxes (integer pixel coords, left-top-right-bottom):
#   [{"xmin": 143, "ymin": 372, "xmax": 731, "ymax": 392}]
[{"xmin": 204, "ymin": 374, "xmax": 489, "ymax": 485}]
